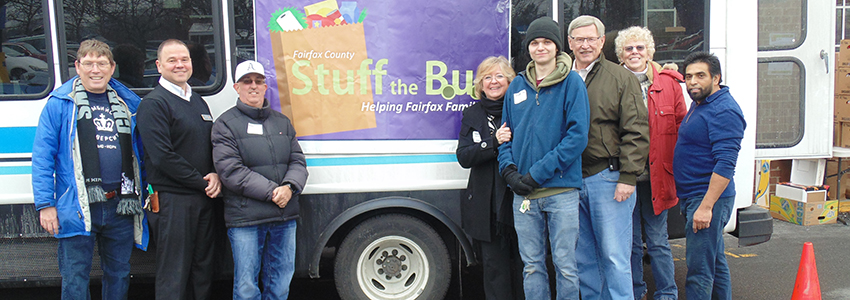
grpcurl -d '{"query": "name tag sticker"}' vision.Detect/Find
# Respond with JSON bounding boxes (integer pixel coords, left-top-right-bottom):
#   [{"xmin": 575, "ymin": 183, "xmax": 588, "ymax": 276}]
[
  {"xmin": 247, "ymin": 123, "xmax": 263, "ymax": 135},
  {"xmin": 472, "ymin": 131, "xmax": 481, "ymax": 143},
  {"xmin": 201, "ymin": 114, "xmax": 213, "ymax": 121},
  {"xmin": 514, "ymin": 90, "xmax": 527, "ymax": 104}
]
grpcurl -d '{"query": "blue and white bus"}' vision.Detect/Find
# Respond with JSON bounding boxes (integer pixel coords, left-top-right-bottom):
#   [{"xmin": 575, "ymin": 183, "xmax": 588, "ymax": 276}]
[{"xmin": 1, "ymin": 0, "xmax": 831, "ymax": 298}]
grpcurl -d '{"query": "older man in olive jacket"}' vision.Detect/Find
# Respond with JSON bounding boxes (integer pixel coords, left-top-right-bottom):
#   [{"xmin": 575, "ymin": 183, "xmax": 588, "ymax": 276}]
[{"xmin": 567, "ymin": 15, "xmax": 649, "ymax": 300}]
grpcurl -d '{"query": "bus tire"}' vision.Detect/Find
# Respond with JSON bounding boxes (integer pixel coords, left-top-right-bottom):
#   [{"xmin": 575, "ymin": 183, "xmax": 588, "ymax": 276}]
[{"xmin": 334, "ymin": 214, "xmax": 450, "ymax": 300}]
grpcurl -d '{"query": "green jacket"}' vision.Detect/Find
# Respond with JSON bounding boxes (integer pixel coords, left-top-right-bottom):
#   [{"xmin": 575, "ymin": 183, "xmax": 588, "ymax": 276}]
[{"xmin": 579, "ymin": 55, "xmax": 649, "ymax": 185}]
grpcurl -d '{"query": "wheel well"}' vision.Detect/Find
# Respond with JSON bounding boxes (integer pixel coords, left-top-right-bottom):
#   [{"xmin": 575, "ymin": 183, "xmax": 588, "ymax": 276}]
[{"xmin": 318, "ymin": 207, "xmax": 464, "ymax": 277}]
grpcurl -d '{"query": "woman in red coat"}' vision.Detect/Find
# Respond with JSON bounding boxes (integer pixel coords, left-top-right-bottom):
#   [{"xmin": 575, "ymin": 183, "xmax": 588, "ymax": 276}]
[{"xmin": 615, "ymin": 26, "xmax": 688, "ymax": 300}]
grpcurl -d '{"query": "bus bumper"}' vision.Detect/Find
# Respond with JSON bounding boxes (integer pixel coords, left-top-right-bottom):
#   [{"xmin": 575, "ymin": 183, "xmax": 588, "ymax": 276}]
[{"xmin": 732, "ymin": 204, "xmax": 773, "ymax": 247}]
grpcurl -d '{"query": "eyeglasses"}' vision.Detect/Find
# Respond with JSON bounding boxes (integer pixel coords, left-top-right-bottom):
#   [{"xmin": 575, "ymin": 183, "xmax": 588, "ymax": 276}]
[
  {"xmin": 164, "ymin": 57, "xmax": 191, "ymax": 65},
  {"xmin": 483, "ymin": 74, "xmax": 506, "ymax": 82},
  {"xmin": 624, "ymin": 45, "xmax": 646, "ymax": 52},
  {"xmin": 78, "ymin": 61, "xmax": 111, "ymax": 71},
  {"xmin": 239, "ymin": 78, "xmax": 265, "ymax": 85},
  {"xmin": 569, "ymin": 36, "xmax": 600, "ymax": 45}
]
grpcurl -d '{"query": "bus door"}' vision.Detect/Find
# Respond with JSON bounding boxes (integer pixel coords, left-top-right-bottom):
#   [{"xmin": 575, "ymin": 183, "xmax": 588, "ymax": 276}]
[{"xmin": 756, "ymin": 0, "xmax": 836, "ymax": 159}]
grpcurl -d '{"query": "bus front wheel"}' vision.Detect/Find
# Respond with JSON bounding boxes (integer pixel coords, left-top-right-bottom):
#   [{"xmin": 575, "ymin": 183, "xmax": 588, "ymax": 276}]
[{"xmin": 334, "ymin": 214, "xmax": 450, "ymax": 300}]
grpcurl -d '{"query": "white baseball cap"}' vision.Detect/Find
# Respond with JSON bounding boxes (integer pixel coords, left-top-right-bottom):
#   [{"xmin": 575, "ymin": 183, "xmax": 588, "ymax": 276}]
[{"xmin": 234, "ymin": 60, "xmax": 265, "ymax": 82}]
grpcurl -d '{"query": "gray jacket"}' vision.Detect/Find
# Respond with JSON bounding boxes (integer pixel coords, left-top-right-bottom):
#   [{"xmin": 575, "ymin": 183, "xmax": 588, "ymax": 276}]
[{"xmin": 212, "ymin": 99, "xmax": 308, "ymax": 227}]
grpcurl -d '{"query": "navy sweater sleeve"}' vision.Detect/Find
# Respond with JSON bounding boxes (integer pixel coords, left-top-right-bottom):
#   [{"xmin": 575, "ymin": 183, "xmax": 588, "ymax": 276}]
[{"xmin": 708, "ymin": 104, "xmax": 745, "ymax": 180}]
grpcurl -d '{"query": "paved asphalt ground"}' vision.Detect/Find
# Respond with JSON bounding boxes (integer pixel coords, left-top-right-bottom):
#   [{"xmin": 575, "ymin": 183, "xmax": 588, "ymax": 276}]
[{"xmin": 4, "ymin": 219, "xmax": 849, "ymax": 299}]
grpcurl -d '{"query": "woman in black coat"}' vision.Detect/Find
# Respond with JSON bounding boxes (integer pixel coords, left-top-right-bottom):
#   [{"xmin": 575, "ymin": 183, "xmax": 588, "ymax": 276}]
[{"xmin": 456, "ymin": 56, "xmax": 523, "ymax": 300}]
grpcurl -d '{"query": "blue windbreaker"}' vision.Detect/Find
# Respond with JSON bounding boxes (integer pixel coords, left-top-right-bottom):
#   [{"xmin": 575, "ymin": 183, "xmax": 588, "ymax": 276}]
[{"xmin": 31, "ymin": 77, "xmax": 149, "ymax": 250}]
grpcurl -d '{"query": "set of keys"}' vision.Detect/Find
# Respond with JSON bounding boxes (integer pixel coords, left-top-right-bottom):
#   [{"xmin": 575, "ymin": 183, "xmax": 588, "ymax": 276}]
[{"xmin": 519, "ymin": 198, "xmax": 530, "ymax": 213}]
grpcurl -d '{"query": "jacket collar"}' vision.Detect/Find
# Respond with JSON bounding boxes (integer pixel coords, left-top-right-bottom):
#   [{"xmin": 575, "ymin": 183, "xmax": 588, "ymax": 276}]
[
  {"xmin": 236, "ymin": 98, "xmax": 271, "ymax": 120},
  {"xmin": 50, "ymin": 76, "xmax": 140, "ymax": 107},
  {"xmin": 584, "ymin": 54, "xmax": 609, "ymax": 84},
  {"xmin": 702, "ymin": 86, "xmax": 730, "ymax": 104},
  {"xmin": 524, "ymin": 52, "xmax": 573, "ymax": 89}
]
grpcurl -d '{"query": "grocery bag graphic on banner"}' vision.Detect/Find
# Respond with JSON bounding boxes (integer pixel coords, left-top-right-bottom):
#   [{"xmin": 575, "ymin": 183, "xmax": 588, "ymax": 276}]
[{"xmin": 268, "ymin": 3, "xmax": 376, "ymax": 137}]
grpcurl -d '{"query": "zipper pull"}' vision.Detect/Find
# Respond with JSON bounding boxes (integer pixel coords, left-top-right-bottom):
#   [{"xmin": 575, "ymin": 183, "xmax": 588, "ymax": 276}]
[{"xmin": 535, "ymin": 92, "xmax": 539, "ymax": 106}]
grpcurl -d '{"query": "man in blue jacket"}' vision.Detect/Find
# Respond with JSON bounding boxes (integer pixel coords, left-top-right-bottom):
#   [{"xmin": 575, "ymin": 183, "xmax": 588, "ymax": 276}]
[
  {"xmin": 32, "ymin": 39, "xmax": 148, "ymax": 299},
  {"xmin": 497, "ymin": 17, "xmax": 590, "ymax": 299},
  {"xmin": 674, "ymin": 52, "xmax": 745, "ymax": 300}
]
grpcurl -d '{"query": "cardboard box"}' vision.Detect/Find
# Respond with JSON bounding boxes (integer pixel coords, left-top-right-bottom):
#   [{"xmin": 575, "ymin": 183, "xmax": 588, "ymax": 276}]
[
  {"xmin": 836, "ymin": 122, "xmax": 841, "ymax": 146},
  {"xmin": 840, "ymin": 199, "xmax": 850, "ymax": 213},
  {"xmin": 837, "ymin": 67, "xmax": 850, "ymax": 95},
  {"xmin": 754, "ymin": 160, "xmax": 770, "ymax": 208},
  {"xmin": 777, "ymin": 159, "xmax": 827, "ymax": 202},
  {"xmin": 836, "ymin": 96, "xmax": 850, "ymax": 122},
  {"xmin": 770, "ymin": 196, "xmax": 838, "ymax": 225},
  {"xmin": 842, "ymin": 123, "xmax": 850, "ymax": 148},
  {"xmin": 775, "ymin": 183, "xmax": 827, "ymax": 202},
  {"xmin": 840, "ymin": 40, "xmax": 850, "ymax": 68}
]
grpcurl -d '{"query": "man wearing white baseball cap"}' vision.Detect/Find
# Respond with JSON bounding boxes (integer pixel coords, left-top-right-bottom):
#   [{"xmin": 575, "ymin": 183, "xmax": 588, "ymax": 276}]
[{"xmin": 211, "ymin": 60, "xmax": 308, "ymax": 300}]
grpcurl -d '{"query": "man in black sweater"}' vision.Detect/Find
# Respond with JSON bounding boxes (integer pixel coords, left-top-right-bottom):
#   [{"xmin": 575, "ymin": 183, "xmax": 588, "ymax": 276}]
[{"xmin": 137, "ymin": 39, "xmax": 221, "ymax": 300}]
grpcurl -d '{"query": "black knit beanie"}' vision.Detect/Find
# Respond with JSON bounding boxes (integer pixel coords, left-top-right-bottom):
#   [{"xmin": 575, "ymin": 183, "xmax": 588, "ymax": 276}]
[{"xmin": 524, "ymin": 17, "xmax": 563, "ymax": 52}]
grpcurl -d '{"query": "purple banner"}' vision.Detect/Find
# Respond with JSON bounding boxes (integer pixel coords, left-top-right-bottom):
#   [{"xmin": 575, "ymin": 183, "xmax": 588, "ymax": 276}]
[{"xmin": 256, "ymin": 0, "xmax": 510, "ymax": 140}]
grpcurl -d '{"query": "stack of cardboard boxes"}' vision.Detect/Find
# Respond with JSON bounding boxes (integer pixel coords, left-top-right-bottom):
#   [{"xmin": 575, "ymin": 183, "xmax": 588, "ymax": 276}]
[
  {"xmin": 770, "ymin": 160, "xmax": 839, "ymax": 225},
  {"xmin": 835, "ymin": 40, "xmax": 850, "ymax": 146},
  {"xmin": 831, "ymin": 40, "xmax": 850, "ymax": 214},
  {"xmin": 769, "ymin": 42, "xmax": 849, "ymax": 225}
]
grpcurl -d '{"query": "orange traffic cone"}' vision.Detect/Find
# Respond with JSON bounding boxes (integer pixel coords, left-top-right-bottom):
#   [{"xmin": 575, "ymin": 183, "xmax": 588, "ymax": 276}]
[{"xmin": 791, "ymin": 242, "xmax": 821, "ymax": 300}]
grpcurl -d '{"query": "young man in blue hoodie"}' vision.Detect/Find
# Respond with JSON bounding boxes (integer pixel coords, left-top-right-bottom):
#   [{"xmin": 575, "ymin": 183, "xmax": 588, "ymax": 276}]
[
  {"xmin": 497, "ymin": 17, "xmax": 590, "ymax": 299},
  {"xmin": 673, "ymin": 52, "xmax": 745, "ymax": 300}
]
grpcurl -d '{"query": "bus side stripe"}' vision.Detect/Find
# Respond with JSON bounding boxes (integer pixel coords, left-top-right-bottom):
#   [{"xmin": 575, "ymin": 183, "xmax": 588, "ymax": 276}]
[
  {"xmin": 0, "ymin": 127, "xmax": 37, "ymax": 154},
  {"xmin": 305, "ymin": 154, "xmax": 457, "ymax": 167}
]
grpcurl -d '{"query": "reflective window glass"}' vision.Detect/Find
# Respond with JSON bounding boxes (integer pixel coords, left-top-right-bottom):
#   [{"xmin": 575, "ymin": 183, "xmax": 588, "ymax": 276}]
[
  {"xmin": 234, "ymin": 0, "xmax": 256, "ymax": 63},
  {"xmin": 838, "ymin": 8, "xmax": 844, "ymax": 45},
  {"xmin": 836, "ymin": 8, "xmax": 850, "ymax": 39},
  {"xmin": 756, "ymin": 60, "xmax": 804, "ymax": 147},
  {"xmin": 758, "ymin": 0, "xmax": 805, "ymax": 50},
  {"xmin": 62, "ymin": 0, "xmax": 220, "ymax": 91},
  {"xmin": 562, "ymin": 0, "xmax": 706, "ymax": 67},
  {"xmin": 1, "ymin": 1, "xmax": 50, "ymax": 96},
  {"xmin": 511, "ymin": 0, "xmax": 551, "ymax": 72}
]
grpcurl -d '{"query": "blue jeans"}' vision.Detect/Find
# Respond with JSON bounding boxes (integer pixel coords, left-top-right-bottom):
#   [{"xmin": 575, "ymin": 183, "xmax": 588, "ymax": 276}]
[
  {"xmin": 228, "ymin": 219, "xmax": 297, "ymax": 300},
  {"xmin": 578, "ymin": 169, "xmax": 636, "ymax": 300},
  {"xmin": 512, "ymin": 190, "xmax": 580, "ymax": 300},
  {"xmin": 682, "ymin": 195, "xmax": 734, "ymax": 300},
  {"xmin": 58, "ymin": 199, "xmax": 134, "ymax": 300},
  {"xmin": 631, "ymin": 180, "xmax": 677, "ymax": 300}
]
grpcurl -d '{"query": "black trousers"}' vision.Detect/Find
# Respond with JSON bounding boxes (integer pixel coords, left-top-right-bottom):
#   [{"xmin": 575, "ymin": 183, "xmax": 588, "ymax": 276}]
[
  {"xmin": 478, "ymin": 226, "xmax": 524, "ymax": 300},
  {"xmin": 148, "ymin": 191, "xmax": 215, "ymax": 300}
]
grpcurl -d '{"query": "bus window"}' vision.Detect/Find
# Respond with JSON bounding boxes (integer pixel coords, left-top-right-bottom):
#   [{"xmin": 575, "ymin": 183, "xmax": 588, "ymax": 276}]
[
  {"xmin": 511, "ymin": 0, "xmax": 551, "ymax": 72},
  {"xmin": 1, "ymin": 1, "xmax": 50, "ymax": 97},
  {"xmin": 62, "ymin": 0, "xmax": 222, "ymax": 93},
  {"xmin": 758, "ymin": 0, "xmax": 804, "ymax": 50},
  {"xmin": 756, "ymin": 59, "xmax": 805, "ymax": 148},
  {"xmin": 756, "ymin": 0, "xmax": 807, "ymax": 149},
  {"xmin": 837, "ymin": 0, "xmax": 850, "ymax": 51},
  {"xmin": 233, "ymin": 0, "xmax": 256, "ymax": 62},
  {"xmin": 561, "ymin": 0, "xmax": 707, "ymax": 66}
]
